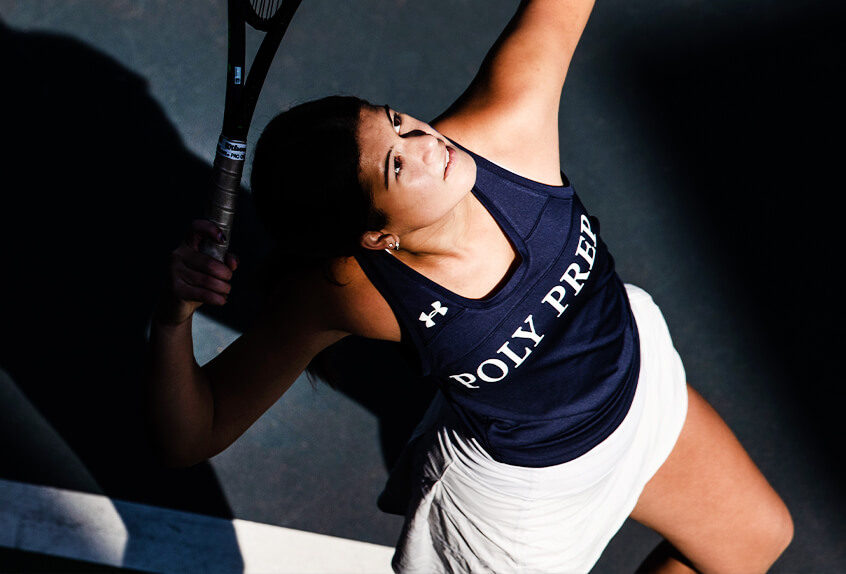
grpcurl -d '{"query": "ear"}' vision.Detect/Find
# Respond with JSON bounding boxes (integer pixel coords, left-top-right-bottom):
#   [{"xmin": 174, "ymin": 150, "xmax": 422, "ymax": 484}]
[{"xmin": 360, "ymin": 230, "xmax": 398, "ymax": 251}]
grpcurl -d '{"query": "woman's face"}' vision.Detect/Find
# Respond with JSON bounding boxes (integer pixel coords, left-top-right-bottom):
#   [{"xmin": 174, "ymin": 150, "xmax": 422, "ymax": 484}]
[{"xmin": 357, "ymin": 105, "xmax": 476, "ymax": 237}]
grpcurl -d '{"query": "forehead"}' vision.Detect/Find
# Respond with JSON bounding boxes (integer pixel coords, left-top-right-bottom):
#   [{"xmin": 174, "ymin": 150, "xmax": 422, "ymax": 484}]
[
  {"xmin": 357, "ymin": 104, "xmax": 392, "ymax": 148},
  {"xmin": 357, "ymin": 105, "xmax": 391, "ymax": 191}
]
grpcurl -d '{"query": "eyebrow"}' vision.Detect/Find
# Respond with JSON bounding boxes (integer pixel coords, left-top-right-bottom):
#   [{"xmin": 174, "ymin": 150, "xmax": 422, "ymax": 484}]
[{"xmin": 383, "ymin": 105, "xmax": 393, "ymax": 190}]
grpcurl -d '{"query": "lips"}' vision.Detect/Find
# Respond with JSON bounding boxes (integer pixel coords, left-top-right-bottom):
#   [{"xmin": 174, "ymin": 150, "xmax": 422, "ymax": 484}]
[{"xmin": 444, "ymin": 145, "xmax": 454, "ymax": 179}]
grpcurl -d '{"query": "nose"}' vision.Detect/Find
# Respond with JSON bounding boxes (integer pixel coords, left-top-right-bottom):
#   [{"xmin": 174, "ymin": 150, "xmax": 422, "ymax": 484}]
[{"xmin": 402, "ymin": 130, "xmax": 441, "ymax": 166}]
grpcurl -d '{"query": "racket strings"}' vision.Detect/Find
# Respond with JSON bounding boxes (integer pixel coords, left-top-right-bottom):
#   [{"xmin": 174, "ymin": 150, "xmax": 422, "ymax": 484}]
[{"xmin": 249, "ymin": 0, "xmax": 285, "ymax": 22}]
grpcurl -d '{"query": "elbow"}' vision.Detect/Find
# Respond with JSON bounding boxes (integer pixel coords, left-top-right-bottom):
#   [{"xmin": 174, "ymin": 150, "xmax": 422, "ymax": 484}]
[
  {"xmin": 146, "ymin": 423, "xmax": 213, "ymax": 469},
  {"xmin": 143, "ymin": 378, "xmax": 217, "ymax": 469},
  {"xmin": 152, "ymin": 442, "xmax": 211, "ymax": 469},
  {"xmin": 157, "ymin": 448, "xmax": 205, "ymax": 469}
]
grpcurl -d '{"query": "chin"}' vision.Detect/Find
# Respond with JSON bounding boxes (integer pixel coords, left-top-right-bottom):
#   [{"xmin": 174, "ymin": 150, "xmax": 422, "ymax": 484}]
[{"xmin": 458, "ymin": 155, "xmax": 477, "ymax": 189}]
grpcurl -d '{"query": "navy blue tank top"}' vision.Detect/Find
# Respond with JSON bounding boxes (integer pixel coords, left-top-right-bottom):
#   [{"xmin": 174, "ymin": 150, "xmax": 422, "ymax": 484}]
[{"xmin": 354, "ymin": 141, "xmax": 639, "ymax": 467}]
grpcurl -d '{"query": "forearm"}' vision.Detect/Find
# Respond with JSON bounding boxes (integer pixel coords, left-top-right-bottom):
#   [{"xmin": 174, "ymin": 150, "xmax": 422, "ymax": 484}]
[
  {"xmin": 433, "ymin": 0, "xmax": 596, "ymax": 159},
  {"xmin": 490, "ymin": 0, "xmax": 595, "ymax": 86},
  {"xmin": 146, "ymin": 308, "xmax": 216, "ymax": 467}
]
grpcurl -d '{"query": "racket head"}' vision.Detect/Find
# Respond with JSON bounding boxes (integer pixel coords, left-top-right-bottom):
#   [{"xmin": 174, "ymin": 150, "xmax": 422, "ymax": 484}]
[{"xmin": 243, "ymin": 0, "xmax": 298, "ymax": 31}]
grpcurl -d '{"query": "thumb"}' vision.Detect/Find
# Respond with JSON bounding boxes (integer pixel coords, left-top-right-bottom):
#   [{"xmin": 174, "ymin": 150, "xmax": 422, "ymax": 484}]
[{"xmin": 225, "ymin": 252, "xmax": 239, "ymax": 271}]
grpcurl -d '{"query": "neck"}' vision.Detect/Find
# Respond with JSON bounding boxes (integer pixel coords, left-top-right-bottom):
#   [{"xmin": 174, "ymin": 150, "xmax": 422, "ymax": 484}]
[{"xmin": 395, "ymin": 193, "xmax": 479, "ymax": 261}]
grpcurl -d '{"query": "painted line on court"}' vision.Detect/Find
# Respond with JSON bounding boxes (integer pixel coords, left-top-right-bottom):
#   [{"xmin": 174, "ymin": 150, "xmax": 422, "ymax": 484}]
[{"xmin": 0, "ymin": 478, "xmax": 394, "ymax": 573}]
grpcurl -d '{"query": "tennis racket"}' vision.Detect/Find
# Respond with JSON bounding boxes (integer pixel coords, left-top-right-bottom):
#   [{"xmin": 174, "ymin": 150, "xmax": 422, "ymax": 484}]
[{"xmin": 200, "ymin": 0, "xmax": 302, "ymax": 261}]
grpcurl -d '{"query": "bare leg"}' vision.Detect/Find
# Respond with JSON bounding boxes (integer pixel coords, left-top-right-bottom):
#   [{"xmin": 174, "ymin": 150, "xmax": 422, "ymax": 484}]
[{"xmin": 629, "ymin": 384, "xmax": 793, "ymax": 574}]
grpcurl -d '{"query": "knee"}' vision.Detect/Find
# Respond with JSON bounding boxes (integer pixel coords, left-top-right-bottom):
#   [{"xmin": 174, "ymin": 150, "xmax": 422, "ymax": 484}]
[
  {"xmin": 738, "ymin": 496, "xmax": 794, "ymax": 573},
  {"xmin": 698, "ymin": 497, "xmax": 794, "ymax": 574},
  {"xmin": 768, "ymin": 500, "xmax": 794, "ymax": 560}
]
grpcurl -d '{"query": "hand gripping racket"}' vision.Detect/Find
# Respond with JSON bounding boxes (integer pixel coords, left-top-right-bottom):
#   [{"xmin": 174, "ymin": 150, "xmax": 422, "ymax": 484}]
[{"xmin": 200, "ymin": 0, "xmax": 302, "ymax": 261}]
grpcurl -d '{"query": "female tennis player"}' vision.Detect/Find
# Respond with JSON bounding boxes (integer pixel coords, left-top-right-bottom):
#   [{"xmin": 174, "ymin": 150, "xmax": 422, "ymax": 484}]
[{"xmin": 147, "ymin": 1, "xmax": 793, "ymax": 571}]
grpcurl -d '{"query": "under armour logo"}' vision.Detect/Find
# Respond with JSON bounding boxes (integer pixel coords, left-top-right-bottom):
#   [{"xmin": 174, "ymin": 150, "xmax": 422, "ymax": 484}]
[{"xmin": 419, "ymin": 301, "xmax": 448, "ymax": 328}]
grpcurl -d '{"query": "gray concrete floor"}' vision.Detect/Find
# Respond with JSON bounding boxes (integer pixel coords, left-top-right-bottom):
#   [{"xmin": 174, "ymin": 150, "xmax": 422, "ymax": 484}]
[{"xmin": 1, "ymin": 0, "xmax": 843, "ymax": 572}]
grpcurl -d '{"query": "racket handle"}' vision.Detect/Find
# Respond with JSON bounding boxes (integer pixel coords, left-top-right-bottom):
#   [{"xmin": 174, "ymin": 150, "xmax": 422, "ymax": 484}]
[{"xmin": 200, "ymin": 136, "xmax": 247, "ymax": 261}]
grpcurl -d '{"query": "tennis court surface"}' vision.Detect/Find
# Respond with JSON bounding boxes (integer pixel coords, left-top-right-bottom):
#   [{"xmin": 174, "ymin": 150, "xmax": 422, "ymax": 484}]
[{"xmin": 0, "ymin": 1, "xmax": 842, "ymax": 571}]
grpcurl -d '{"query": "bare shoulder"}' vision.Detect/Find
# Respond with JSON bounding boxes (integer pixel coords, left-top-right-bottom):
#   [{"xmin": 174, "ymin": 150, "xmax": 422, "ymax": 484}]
[
  {"xmin": 431, "ymin": 0, "xmax": 597, "ymax": 186},
  {"xmin": 198, "ymin": 258, "xmax": 400, "ymax": 454},
  {"xmin": 319, "ymin": 256, "xmax": 402, "ymax": 343},
  {"xmin": 434, "ymin": 107, "xmax": 563, "ymax": 186}
]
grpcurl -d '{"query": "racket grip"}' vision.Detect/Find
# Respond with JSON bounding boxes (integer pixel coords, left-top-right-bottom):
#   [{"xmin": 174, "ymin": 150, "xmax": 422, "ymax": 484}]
[{"xmin": 200, "ymin": 136, "xmax": 247, "ymax": 261}]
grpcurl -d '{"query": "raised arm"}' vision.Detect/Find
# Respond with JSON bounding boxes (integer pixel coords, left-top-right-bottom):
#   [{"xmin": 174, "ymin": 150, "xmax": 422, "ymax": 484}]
[
  {"xmin": 146, "ymin": 222, "xmax": 352, "ymax": 467},
  {"xmin": 433, "ymin": 0, "xmax": 596, "ymax": 184}
]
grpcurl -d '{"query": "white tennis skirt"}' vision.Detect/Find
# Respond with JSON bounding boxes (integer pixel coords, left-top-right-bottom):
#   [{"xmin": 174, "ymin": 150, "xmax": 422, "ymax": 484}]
[{"xmin": 390, "ymin": 284, "xmax": 689, "ymax": 574}]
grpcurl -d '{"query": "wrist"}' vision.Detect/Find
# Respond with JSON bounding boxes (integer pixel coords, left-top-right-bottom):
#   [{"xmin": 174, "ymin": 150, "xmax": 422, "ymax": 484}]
[{"xmin": 153, "ymin": 293, "xmax": 195, "ymax": 328}]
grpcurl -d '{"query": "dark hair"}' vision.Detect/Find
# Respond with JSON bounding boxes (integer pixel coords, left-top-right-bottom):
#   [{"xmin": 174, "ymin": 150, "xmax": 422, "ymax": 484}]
[
  {"xmin": 250, "ymin": 95, "xmax": 387, "ymax": 288},
  {"xmin": 250, "ymin": 95, "xmax": 388, "ymax": 388}
]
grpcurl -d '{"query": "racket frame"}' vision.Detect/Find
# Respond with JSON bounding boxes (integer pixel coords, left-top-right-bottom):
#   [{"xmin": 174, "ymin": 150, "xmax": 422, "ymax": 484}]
[{"xmin": 201, "ymin": 0, "xmax": 301, "ymax": 261}]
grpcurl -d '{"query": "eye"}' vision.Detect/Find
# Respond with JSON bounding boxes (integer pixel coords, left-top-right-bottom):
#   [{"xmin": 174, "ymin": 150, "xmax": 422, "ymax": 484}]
[
  {"xmin": 392, "ymin": 112, "xmax": 402, "ymax": 134},
  {"xmin": 393, "ymin": 155, "xmax": 403, "ymax": 178}
]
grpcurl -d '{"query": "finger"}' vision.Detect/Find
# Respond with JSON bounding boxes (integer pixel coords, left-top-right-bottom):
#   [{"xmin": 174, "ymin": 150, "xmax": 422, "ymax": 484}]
[
  {"xmin": 174, "ymin": 278, "xmax": 227, "ymax": 306},
  {"xmin": 186, "ymin": 219, "xmax": 227, "ymax": 250},
  {"xmin": 180, "ymin": 248, "xmax": 234, "ymax": 281},
  {"xmin": 177, "ymin": 262, "xmax": 233, "ymax": 295},
  {"xmin": 225, "ymin": 252, "xmax": 239, "ymax": 271}
]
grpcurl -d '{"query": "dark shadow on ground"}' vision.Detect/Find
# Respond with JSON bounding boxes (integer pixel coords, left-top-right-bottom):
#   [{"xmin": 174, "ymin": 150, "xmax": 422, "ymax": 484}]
[
  {"xmin": 593, "ymin": 3, "xmax": 844, "ymax": 572},
  {"xmin": 0, "ymin": 18, "xmax": 430, "ymax": 556},
  {"xmin": 0, "ymin": 546, "xmax": 144, "ymax": 573},
  {"xmin": 619, "ymin": 1, "xmax": 843, "ymax": 474},
  {"xmin": 7, "ymin": 2, "xmax": 840, "ymax": 570},
  {"xmin": 0, "ymin": 18, "xmax": 247, "ymax": 570},
  {"xmin": 308, "ymin": 337, "xmax": 436, "ymax": 472}
]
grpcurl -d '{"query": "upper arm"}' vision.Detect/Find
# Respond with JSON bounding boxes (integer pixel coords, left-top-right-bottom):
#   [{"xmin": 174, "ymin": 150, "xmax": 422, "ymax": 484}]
[
  {"xmin": 200, "ymin": 270, "xmax": 346, "ymax": 456},
  {"xmin": 433, "ymin": 0, "xmax": 596, "ymax": 183},
  {"xmin": 200, "ymin": 260, "xmax": 399, "ymax": 456}
]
